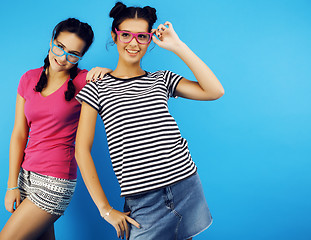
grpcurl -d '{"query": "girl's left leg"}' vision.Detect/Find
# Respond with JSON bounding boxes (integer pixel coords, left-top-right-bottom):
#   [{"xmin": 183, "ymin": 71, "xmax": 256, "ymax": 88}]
[
  {"xmin": 0, "ymin": 198, "xmax": 60, "ymax": 240},
  {"xmin": 37, "ymin": 224, "xmax": 56, "ymax": 240}
]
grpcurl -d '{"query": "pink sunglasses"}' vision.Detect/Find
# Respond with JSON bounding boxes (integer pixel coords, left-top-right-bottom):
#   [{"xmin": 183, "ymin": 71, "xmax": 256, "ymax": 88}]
[{"xmin": 115, "ymin": 28, "xmax": 153, "ymax": 44}]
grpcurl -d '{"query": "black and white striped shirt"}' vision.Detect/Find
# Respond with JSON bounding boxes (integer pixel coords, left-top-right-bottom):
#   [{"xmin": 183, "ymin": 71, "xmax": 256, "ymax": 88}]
[{"xmin": 76, "ymin": 70, "xmax": 197, "ymax": 197}]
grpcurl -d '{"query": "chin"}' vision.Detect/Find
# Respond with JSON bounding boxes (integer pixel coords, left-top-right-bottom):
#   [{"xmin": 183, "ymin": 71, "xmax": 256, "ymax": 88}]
[{"xmin": 51, "ymin": 58, "xmax": 68, "ymax": 71}]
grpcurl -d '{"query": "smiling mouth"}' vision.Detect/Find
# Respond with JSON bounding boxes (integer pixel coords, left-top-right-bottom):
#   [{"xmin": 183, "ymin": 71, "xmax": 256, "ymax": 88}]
[
  {"xmin": 55, "ymin": 58, "xmax": 65, "ymax": 66},
  {"xmin": 126, "ymin": 49, "xmax": 139, "ymax": 54}
]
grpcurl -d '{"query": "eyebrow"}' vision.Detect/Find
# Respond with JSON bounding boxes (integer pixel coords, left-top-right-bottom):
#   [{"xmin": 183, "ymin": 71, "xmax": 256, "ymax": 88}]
[
  {"xmin": 55, "ymin": 40, "xmax": 81, "ymax": 56},
  {"xmin": 119, "ymin": 29, "xmax": 150, "ymax": 33}
]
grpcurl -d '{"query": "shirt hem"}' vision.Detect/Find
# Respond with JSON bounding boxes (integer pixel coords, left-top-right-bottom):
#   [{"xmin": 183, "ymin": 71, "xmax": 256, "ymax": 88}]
[
  {"xmin": 121, "ymin": 169, "xmax": 197, "ymax": 198},
  {"xmin": 20, "ymin": 167, "xmax": 77, "ymax": 180}
]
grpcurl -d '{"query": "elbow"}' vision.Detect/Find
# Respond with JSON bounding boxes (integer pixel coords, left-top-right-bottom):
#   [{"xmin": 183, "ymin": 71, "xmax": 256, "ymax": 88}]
[
  {"xmin": 207, "ymin": 87, "xmax": 224, "ymax": 101},
  {"xmin": 217, "ymin": 87, "xmax": 225, "ymax": 99},
  {"xmin": 75, "ymin": 142, "xmax": 92, "ymax": 165},
  {"xmin": 75, "ymin": 143, "xmax": 83, "ymax": 163}
]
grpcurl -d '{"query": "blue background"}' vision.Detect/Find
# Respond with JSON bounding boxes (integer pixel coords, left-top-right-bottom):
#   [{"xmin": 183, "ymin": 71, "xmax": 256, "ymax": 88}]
[{"xmin": 1, "ymin": 0, "xmax": 310, "ymax": 239}]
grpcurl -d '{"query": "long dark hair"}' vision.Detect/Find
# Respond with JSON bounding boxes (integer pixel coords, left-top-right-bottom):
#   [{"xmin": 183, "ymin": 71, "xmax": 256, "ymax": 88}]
[
  {"xmin": 34, "ymin": 18, "xmax": 94, "ymax": 101},
  {"xmin": 109, "ymin": 2, "xmax": 157, "ymax": 42}
]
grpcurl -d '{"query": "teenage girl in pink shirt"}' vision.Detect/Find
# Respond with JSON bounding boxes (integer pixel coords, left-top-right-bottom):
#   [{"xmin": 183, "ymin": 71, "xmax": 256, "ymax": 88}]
[{"xmin": 1, "ymin": 18, "xmax": 109, "ymax": 240}]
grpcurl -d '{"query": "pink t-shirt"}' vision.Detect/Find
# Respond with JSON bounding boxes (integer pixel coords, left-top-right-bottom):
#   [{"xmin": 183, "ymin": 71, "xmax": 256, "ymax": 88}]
[{"xmin": 17, "ymin": 67, "xmax": 87, "ymax": 179}]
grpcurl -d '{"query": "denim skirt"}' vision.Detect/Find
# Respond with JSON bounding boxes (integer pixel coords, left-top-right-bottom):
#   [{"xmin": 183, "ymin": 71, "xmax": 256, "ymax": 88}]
[{"xmin": 124, "ymin": 172, "xmax": 212, "ymax": 240}]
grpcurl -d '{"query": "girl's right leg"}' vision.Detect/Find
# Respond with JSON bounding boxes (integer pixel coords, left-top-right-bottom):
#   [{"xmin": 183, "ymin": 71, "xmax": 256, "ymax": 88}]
[{"xmin": 0, "ymin": 198, "xmax": 60, "ymax": 240}]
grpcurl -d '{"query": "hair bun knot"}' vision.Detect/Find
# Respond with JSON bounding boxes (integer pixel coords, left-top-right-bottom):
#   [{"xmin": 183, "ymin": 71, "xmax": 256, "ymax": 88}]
[{"xmin": 109, "ymin": 2, "xmax": 127, "ymax": 19}]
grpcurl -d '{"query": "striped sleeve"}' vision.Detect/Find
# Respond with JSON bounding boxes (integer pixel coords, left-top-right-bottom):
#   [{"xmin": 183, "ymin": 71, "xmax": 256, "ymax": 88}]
[
  {"xmin": 163, "ymin": 70, "xmax": 183, "ymax": 98},
  {"xmin": 75, "ymin": 82, "xmax": 100, "ymax": 112}
]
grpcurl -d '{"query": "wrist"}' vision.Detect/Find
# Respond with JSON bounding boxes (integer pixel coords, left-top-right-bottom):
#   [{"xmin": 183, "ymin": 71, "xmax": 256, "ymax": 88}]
[
  {"xmin": 101, "ymin": 206, "xmax": 113, "ymax": 219},
  {"xmin": 7, "ymin": 186, "xmax": 19, "ymax": 191},
  {"xmin": 99, "ymin": 204, "xmax": 112, "ymax": 218},
  {"xmin": 172, "ymin": 40, "xmax": 187, "ymax": 54},
  {"xmin": 7, "ymin": 180, "xmax": 18, "ymax": 189}
]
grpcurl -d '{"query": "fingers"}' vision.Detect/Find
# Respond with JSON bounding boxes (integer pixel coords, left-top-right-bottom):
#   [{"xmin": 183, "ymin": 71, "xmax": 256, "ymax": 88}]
[
  {"xmin": 86, "ymin": 69, "xmax": 96, "ymax": 82},
  {"xmin": 86, "ymin": 67, "xmax": 112, "ymax": 83},
  {"xmin": 152, "ymin": 35, "xmax": 161, "ymax": 45},
  {"xmin": 104, "ymin": 209, "xmax": 140, "ymax": 239},
  {"xmin": 98, "ymin": 71, "xmax": 105, "ymax": 80},
  {"xmin": 16, "ymin": 196, "xmax": 21, "ymax": 209},
  {"xmin": 164, "ymin": 21, "xmax": 173, "ymax": 28},
  {"xmin": 115, "ymin": 223, "xmax": 121, "ymax": 238},
  {"xmin": 153, "ymin": 22, "xmax": 174, "ymax": 42},
  {"xmin": 157, "ymin": 24, "xmax": 166, "ymax": 31},
  {"xmin": 126, "ymin": 215, "xmax": 140, "ymax": 229},
  {"xmin": 124, "ymin": 219, "xmax": 130, "ymax": 240},
  {"xmin": 96, "ymin": 68, "xmax": 113, "ymax": 81},
  {"xmin": 151, "ymin": 29, "xmax": 162, "ymax": 46},
  {"xmin": 155, "ymin": 24, "xmax": 166, "ymax": 38},
  {"xmin": 119, "ymin": 221, "xmax": 125, "ymax": 239},
  {"xmin": 114, "ymin": 218, "xmax": 128, "ymax": 239},
  {"xmin": 5, "ymin": 200, "xmax": 14, "ymax": 213}
]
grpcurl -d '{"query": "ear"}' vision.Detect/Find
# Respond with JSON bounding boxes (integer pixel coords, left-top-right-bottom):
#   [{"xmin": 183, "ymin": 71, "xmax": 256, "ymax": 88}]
[{"xmin": 111, "ymin": 31, "xmax": 117, "ymax": 43}]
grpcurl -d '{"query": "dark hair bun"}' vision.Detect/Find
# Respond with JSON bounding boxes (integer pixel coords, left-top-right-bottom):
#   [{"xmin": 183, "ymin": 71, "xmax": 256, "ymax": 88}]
[
  {"xmin": 143, "ymin": 6, "xmax": 157, "ymax": 24},
  {"xmin": 109, "ymin": 2, "xmax": 127, "ymax": 19}
]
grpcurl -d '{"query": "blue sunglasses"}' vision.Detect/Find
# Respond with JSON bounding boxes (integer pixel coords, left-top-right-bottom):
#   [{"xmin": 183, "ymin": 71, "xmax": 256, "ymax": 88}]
[{"xmin": 51, "ymin": 39, "xmax": 82, "ymax": 64}]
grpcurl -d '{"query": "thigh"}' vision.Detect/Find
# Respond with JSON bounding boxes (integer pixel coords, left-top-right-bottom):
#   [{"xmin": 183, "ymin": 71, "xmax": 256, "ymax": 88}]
[
  {"xmin": 0, "ymin": 198, "xmax": 60, "ymax": 240},
  {"xmin": 124, "ymin": 189, "xmax": 180, "ymax": 240},
  {"xmin": 172, "ymin": 173, "xmax": 213, "ymax": 239},
  {"xmin": 37, "ymin": 224, "xmax": 56, "ymax": 240}
]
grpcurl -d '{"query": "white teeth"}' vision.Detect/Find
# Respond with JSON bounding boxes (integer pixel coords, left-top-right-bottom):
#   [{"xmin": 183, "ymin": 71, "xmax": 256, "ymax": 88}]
[
  {"xmin": 55, "ymin": 59, "xmax": 64, "ymax": 66},
  {"xmin": 127, "ymin": 50, "xmax": 139, "ymax": 53}
]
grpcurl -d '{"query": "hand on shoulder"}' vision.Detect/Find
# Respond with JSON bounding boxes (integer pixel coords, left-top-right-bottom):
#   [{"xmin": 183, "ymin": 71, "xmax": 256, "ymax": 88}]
[{"xmin": 86, "ymin": 67, "xmax": 113, "ymax": 83}]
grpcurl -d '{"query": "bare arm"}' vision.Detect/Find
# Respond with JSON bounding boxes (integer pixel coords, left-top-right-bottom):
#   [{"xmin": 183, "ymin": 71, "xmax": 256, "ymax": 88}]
[
  {"xmin": 153, "ymin": 22, "xmax": 224, "ymax": 100},
  {"xmin": 5, "ymin": 94, "xmax": 29, "ymax": 213},
  {"xmin": 75, "ymin": 102, "xmax": 139, "ymax": 240}
]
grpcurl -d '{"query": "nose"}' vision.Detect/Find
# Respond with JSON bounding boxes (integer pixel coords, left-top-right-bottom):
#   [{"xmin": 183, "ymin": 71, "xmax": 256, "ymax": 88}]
[
  {"xmin": 129, "ymin": 36, "xmax": 139, "ymax": 46},
  {"xmin": 58, "ymin": 54, "xmax": 67, "ymax": 63}
]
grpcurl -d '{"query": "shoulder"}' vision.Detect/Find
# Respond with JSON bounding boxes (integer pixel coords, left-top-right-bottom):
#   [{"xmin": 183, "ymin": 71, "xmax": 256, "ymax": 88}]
[
  {"xmin": 19, "ymin": 67, "xmax": 43, "ymax": 85},
  {"xmin": 77, "ymin": 68, "xmax": 88, "ymax": 76},
  {"xmin": 93, "ymin": 74, "xmax": 115, "ymax": 86},
  {"xmin": 22, "ymin": 67, "xmax": 43, "ymax": 78},
  {"xmin": 74, "ymin": 68, "xmax": 88, "ymax": 91},
  {"xmin": 18, "ymin": 67, "xmax": 43, "ymax": 97},
  {"xmin": 75, "ymin": 68, "xmax": 88, "ymax": 81},
  {"xmin": 146, "ymin": 70, "xmax": 176, "ymax": 79},
  {"xmin": 146, "ymin": 70, "xmax": 181, "ymax": 83}
]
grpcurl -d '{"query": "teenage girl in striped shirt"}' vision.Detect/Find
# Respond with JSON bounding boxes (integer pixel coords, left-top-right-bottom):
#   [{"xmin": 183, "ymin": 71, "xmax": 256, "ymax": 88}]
[{"xmin": 75, "ymin": 2, "xmax": 224, "ymax": 240}]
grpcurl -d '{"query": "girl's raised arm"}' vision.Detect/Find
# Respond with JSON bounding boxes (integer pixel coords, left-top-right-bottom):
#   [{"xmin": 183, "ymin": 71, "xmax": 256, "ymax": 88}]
[
  {"xmin": 152, "ymin": 21, "xmax": 224, "ymax": 101},
  {"xmin": 75, "ymin": 102, "xmax": 140, "ymax": 240}
]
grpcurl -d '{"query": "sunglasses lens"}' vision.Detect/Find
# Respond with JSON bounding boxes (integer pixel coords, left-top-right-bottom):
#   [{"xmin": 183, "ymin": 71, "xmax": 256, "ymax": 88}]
[
  {"xmin": 120, "ymin": 32, "xmax": 133, "ymax": 43},
  {"xmin": 67, "ymin": 55, "xmax": 80, "ymax": 64},
  {"xmin": 52, "ymin": 45, "xmax": 64, "ymax": 56},
  {"xmin": 137, "ymin": 34, "xmax": 151, "ymax": 44}
]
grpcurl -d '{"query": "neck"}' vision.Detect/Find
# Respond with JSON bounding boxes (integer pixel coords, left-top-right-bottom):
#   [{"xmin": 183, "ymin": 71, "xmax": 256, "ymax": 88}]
[
  {"xmin": 47, "ymin": 67, "xmax": 70, "ymax": 81},
  {"xmin": 112, "ymin": 59, "xmax": 145, "ymax": 79}
]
